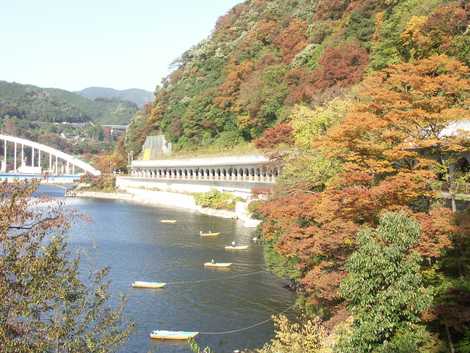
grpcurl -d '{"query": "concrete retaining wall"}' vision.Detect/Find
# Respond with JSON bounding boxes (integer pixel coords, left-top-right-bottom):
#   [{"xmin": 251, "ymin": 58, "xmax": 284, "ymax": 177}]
[{"xmin": 116, "ymin": 176, "xmax": 271, "ymax": 200}]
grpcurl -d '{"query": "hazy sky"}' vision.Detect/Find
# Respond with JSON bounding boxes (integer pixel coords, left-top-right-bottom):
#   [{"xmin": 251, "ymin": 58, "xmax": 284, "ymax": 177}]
[{"xmin": 0, "ymin": 0, "xmax": 243, "ymax": 92}]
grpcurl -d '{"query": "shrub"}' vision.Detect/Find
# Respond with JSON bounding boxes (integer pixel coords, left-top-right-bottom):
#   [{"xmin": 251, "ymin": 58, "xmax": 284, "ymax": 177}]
[
  {"xmin": 194, "ymin": 190, "xmax": 241, "ymax": 210},
  {"xmin": 248, "ymin": 200, "xmax": 265, "ymax": 220},
  {"xmin": 257, "ymin": 314, "xmax": 327, "ymax": 353},
  {"xmin": 79, "ymin": 175, "xmax": 116, "ymax": 192}
]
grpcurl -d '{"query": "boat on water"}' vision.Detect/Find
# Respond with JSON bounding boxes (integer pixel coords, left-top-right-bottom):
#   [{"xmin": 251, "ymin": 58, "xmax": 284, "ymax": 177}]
[
  {"xmin": 225, "ymin": 245, "xmax": 249, "ymax": 251},
  {"xmin": 132, "ymin": 281, "xmax": 166, "ymax": 289},
  {"xmin": 150, "ymin": 330, "xmax": 199, "ymax": 340},
  {"xmin": 161, "ymin": 220, "xmax": 177, "ymax": 224},
  {"xmin": 200, "ymin": 231, "xmax": 220, "ymax": 237},
  {"xmin": 204, "ymin": 262, "xmax": 232, "ymax": 268}
]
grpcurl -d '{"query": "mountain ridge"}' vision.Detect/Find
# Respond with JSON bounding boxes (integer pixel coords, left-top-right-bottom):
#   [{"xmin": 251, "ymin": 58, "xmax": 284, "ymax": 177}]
[
  {"xmin": 78, "ymin": 87, "xmax": 153, "ymax": 108},
  {"xmin": 0, "ymin": 80, "xmax": 139, "ymax": 125}
]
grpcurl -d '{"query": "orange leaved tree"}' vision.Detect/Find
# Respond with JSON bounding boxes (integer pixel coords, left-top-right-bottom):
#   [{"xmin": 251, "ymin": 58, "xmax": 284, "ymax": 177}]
[{"xmin": 259, "ymin": 55, "xmax": 469, "ymax": 321}]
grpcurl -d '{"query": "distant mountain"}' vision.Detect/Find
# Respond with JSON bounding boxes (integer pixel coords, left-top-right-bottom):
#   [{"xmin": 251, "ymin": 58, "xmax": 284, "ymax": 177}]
[
  {"xmin": 0, "ymin": 81, "xmax": 138, "ymax": 125},
  {"xmin": 78, "ymin": 87, "xmax": 153, "ymax": 108}
]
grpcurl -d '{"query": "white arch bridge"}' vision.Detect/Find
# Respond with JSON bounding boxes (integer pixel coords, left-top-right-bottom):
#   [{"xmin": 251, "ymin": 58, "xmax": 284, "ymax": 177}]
[{"xmin": 0, "ymin": 134, "xmax": 101, "ymax": 177}]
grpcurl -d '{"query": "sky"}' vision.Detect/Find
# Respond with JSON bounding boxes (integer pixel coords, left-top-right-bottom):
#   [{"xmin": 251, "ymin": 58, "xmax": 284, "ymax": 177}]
[{"xmin": 0, "ymin": 0, "xmax": 243, "ymax": 92}]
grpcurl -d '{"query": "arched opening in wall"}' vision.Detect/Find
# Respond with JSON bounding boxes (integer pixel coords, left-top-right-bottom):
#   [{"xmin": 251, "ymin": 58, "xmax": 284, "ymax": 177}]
[
  {"xmin": 216, "ymin": 169, "xmax": 221, "ymax": 179},
  {"xmin": 211, "ymin": 169, "xmax": 215, "ymax": 178},
  {"xmin": 228, "ymin": 168, "xmax": 233, "ymax": 179},
  {"xmin": 233, "ymin": 168, "xmax": 238, "ymax": 179},
  {"xmin": 222, "ymin": 169, "xmax": 226, "ymax": 178},
  {"xmin": 274, "ymin": 168, "xmax": 279, "ymax": 177},
  {"xmin": 239, "ymin": 168, "xmax": 243, "ymax": 180},
  {"xmin": 184, "ymin": 169, "xmax": 188, "ymax": 178},
  {"xmin": 244, "ymin": 168, "xmax": 249, "ymax": 179},
  {"xmin": 189, "ymin": 169, "xmax": 194, "ymax": 178}
]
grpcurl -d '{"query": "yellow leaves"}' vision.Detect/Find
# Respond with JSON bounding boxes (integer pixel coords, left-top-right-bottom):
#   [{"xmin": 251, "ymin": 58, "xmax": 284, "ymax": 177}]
[
  {"xmin": 291, "ymin": 98, "xmax": 350, "ymax": 149},
  {"xmin": 373, "ymin": 11, "xmax": 385, "ymax": 42},
  {"xmin": 236, "ymin": 114, "xmax": 251, "ymax": 130},
  {"xmin": 401, "ymin": 16, "xmax": 429, "ymax": 55},
  {"xmin": 257, "ymin": 314, "xmax": 327, "ymax": 353}
]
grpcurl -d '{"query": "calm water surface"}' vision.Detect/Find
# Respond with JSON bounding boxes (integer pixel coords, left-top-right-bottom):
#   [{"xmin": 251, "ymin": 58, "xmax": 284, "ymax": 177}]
[{"xmin": 39, "ymin": 186, "xmax": 295, "ymax": 353}]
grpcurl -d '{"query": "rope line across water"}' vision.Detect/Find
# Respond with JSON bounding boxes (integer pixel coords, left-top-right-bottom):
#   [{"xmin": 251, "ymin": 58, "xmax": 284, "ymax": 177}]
[
  {"xmin": 198, "ymin": 304, "xmax": 296, "ymax": 335},
  {"xmin": 164, "ymin": 270, "xmax": 268, "ymax": 285}
]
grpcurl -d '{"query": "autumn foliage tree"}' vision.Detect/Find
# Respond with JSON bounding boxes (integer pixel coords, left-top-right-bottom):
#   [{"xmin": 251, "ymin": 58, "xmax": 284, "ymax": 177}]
[
  {"xmin": 0, "ymin": 182, "xmax": 132, "ymax": 352},
  {"xmin": 258, "ymin": 55, "xmax": 469, "ymax": 323},
  {"xmin": 314, "ymin": 43, "xmax": 369, "ymax": 90},
  {"xmin": 254, "ymin": 122, "xmax": 294, "ymax": 150}
]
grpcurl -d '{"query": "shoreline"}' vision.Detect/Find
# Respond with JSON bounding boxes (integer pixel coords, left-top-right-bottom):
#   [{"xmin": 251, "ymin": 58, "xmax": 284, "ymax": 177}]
[{"xmin": 72, "ymin": 189, "xmax": 262, "ymax": 228}]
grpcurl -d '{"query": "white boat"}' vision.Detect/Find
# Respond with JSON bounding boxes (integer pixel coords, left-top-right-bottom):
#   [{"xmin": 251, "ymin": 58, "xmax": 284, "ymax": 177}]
[
  {"xmin": 224, "ymin": 245, "xmax": 249, "ymax": 251},
  {"xmin": 204, "ymin": 262, "xmax": 232, "ymax": 268},
  {"xmin": 132, "ymin": 281, "xmax": 166, "ymax": 289},
  {"xmin": 150, "ymin": 330, "xmax": 199, "ymax": 340},
  {"xmin": 200, "ymin": 231, "xmax": 220, "ymax": 237},
  {"xmin": 161, "ymin": 220, "xmax": 176, "ymax": 224}
]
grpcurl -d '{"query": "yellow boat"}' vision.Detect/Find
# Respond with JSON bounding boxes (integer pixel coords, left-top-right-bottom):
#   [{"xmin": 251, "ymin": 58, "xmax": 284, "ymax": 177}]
[
  {"xmin": 224, "ymin": 245, "xmax": 249, "ymax": 251},
  {"xmin": 200, "ymin": 231, "xmax": 220, "ymax": 237},
  {"xmin": 161, "ymin": 220, "xmax": 177, "ymax": 224},
  {"xmin": 150, "ymin": 330, "xmax": 199, "ymax": 340},
  {"xmin": 132, "ymin": 281, "xmax": 166, "ymax": 289},
  {"xmin": 204, "ymin": 262, "xmax": 232, "ymax": 268}
]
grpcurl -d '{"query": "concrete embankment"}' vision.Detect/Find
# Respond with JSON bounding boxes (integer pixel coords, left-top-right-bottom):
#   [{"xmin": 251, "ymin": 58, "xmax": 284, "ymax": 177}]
[{"xmin": 73, "ymin": 188, "xmax": 261, "ymax": 228}]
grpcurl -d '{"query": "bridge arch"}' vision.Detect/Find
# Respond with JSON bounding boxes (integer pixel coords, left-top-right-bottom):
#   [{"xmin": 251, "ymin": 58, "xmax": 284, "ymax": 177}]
[{"xmin": 0, "ymin": 134, "xmax": 101, "ymax": 176}]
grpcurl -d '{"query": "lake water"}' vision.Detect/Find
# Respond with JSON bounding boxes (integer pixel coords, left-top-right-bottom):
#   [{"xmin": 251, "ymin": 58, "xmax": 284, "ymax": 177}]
[{"xmin": 39, "ymin": 186, "xmax": 295, "ymax": 353}]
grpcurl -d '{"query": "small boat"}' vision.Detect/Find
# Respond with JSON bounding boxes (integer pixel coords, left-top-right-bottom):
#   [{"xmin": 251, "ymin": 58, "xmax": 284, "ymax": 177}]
[
  {"xmin": 204, "ymin": 262, "xmax": 232, "ymax": 268},
  {"xmin": 225, "ymin": 245, "xmax": 249, "ymax": 251},
  {"xmin": 132, "ymin": 281, "xmax": 166, "ymax": 289},
  {"xmin": 200, "ymin": 231, "xmax": 220, "ymax": 237},
  {"xmin": 161, "ymin": 220, "xmax": 177, "ymax": 224},
  {"xmin": 150, "ymin": 330, "xmax": 199, "ymax": 340}
]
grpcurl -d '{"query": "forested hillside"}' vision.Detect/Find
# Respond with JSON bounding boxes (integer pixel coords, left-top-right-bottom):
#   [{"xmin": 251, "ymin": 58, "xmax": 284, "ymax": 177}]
[
  {"xmin": 78, "ymin": 87, "xmax": 153, "ymax": 108},
  {"xmin": 124, "ymin": 0, "xmax": 469, "ymax": 156},
  {"xmin": 0, "ymin": 81, "xmax": 138, "ymax": 125},
  {"xmin": 118, "ymin": 1, "xmax": 470, "ymax": 351}
]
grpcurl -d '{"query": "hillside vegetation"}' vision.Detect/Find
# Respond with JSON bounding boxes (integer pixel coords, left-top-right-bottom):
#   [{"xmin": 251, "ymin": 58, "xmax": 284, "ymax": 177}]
[
  {"xmin": 0, "ymin": 81, "xmax": 138, "ymax": 125},
  {"xmin": 117, "ymin": 1, "xmax": 470, "ymax": 351},
  {"xmin": 124, "ymin": 0, "xmax": 469, "ymax": 156}
]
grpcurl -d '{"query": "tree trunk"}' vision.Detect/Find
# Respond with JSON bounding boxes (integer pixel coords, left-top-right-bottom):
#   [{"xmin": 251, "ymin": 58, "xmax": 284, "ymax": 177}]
[{"xmin": 445, "ymin": 324, "xmax": 455, "ymax": 353}]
